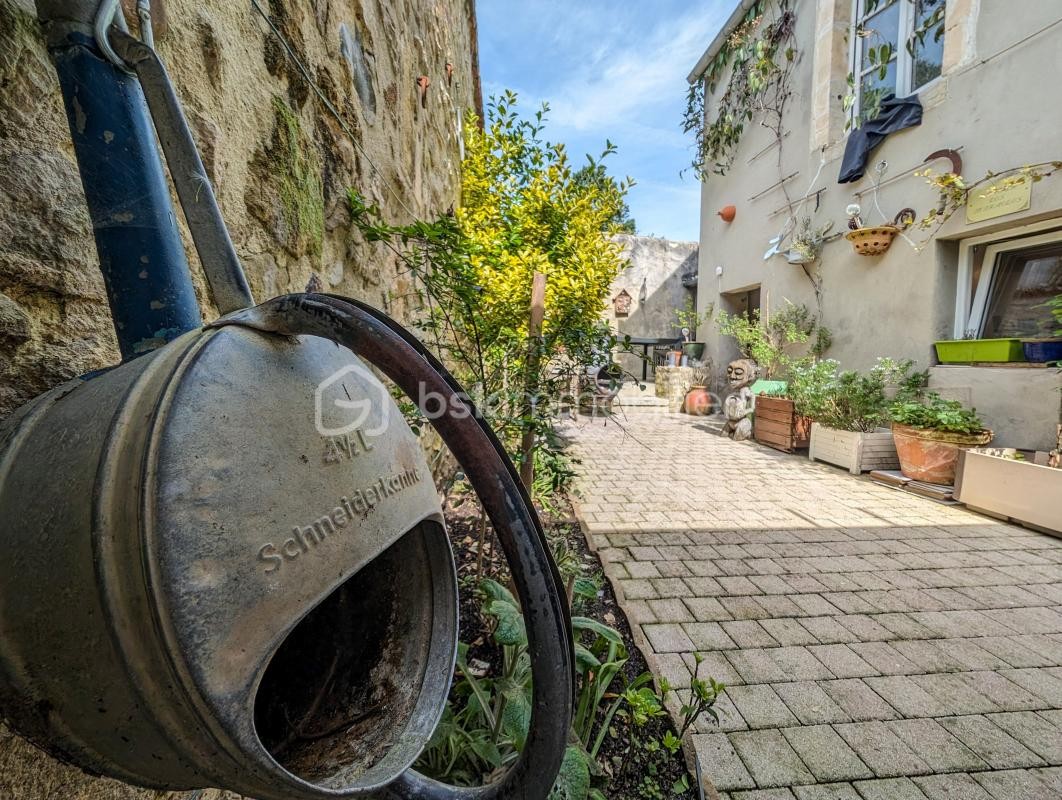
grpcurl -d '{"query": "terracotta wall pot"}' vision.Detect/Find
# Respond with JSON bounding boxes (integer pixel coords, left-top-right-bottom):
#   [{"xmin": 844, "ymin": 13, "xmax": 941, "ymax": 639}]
[
  {"xmin": 718, "ymin": 205, "xmax": 736, "ymax": 223},
  {"xmin": 683, "ymin": 385, "xmax": 713, "ymax": 416},
  {"xmin": 892, "ymin": 423, "xmax": 993, "ymax": 484}
]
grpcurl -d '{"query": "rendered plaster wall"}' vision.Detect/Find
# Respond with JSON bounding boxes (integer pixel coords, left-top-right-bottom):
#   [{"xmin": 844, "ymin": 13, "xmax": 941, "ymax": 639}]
[
  {"xmin": 604, "ymin": 234, "xmax": 699, "ymax": 379},
  {"xmin": 694, "ymin": 0, "xmax": 1062, "ymax": 449},
  {"xmin": 929, "ymin": 365, "xmax": 1062, "ymax": 452},
  {"xmin": 0, "ymin": 0, "xmax": 476, "ymax": 796}
]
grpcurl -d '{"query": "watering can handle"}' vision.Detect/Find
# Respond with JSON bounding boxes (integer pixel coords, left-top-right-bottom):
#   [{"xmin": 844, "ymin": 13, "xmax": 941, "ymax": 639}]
[{"xmin": 211, "ymin": 293, "xmax": 574, "ymax": 800}]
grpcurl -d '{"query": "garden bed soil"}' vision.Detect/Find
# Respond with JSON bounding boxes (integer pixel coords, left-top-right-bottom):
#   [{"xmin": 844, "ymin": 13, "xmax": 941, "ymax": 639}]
[{"xmin": 443, "ymin": 491, "xmax": 697, "ymax": 800}]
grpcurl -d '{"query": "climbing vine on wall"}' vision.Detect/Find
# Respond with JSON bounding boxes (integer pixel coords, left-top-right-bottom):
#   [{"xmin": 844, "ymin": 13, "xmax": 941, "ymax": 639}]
[{"xmin": 682, "ymin": 0, "xmax": 797, "ymax": 179}]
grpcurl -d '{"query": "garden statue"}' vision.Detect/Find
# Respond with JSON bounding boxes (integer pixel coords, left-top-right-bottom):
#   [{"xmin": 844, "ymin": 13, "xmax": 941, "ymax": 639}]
[{"xmin": 722, "ymin": 358, "xmax": 757, "ymax": 441}]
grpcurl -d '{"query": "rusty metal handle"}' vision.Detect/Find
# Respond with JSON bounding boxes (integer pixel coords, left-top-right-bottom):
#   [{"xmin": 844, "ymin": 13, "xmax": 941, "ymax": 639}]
[{"xmin": 212, "ymin": 293, "xmax": 574, "ymax": 800}]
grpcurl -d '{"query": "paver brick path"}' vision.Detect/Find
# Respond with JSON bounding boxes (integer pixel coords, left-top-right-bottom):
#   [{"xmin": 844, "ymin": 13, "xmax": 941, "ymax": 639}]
[{"xmin": 563, "ymin": 412, "xmax": 1062, "ymax": 800}]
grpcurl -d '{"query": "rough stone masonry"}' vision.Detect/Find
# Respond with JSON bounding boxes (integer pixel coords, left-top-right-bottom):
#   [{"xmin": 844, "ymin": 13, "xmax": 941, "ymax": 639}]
[{"xmin": 0, "ymin": 0, "xmax": 478, "ymax": 796}]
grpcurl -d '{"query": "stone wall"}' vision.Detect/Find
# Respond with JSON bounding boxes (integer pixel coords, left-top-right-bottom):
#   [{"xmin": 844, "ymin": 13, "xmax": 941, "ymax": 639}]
[
  {"xmin": 604, "ymin": 234, "xmax": 699, "ymax": 380},
  {"xmin": 0, "ymin": 0, "xmax": 478, "ymax": 420},
  {"xmin": 0, "ymin": 0, "xmax": 477, "ymax": 796}
]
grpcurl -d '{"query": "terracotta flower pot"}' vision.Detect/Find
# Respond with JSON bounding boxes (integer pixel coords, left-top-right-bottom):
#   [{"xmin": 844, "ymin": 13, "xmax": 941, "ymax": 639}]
[
  {"xmin": 683, "ymin": 385, "xmax": 713, "ymax": 416},
  {"xmin": 718, "ymin": 205, "xmax": 736, "ymax": 223},
  {"xmin": 891, "ymin": 423, "xmax": 993, "ymax": 484},
  {"xmin": 845, "ymin": 225, "xmax": 899, "ymax": 256}
]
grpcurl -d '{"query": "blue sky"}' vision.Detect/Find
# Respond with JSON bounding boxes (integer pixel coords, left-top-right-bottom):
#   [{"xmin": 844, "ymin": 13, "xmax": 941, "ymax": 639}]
[{"xmin": 476, "ymin": 0, "xmax": 731, "ymax": 242}]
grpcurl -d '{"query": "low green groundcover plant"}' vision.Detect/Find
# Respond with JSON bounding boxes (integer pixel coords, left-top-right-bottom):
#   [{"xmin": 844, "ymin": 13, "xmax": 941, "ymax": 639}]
[
  {"xmin": 889, "ymin": 393, "xmax": 987, "ymax": 435},
  {"xmin": 416, "ymin": 578, "xmax": 721, "ymax": 798}
]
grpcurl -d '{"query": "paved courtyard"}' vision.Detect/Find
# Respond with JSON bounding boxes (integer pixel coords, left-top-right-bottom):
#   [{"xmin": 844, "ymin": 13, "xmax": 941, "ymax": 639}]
[{"xmin": 564, "ymin": 412, "xmax": 1062, "ymax": 800}]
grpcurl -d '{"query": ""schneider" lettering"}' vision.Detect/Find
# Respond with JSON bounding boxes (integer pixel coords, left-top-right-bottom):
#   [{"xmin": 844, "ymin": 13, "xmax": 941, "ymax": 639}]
[{"xmin": 257, "ymin": 467, "xmax": 422, "ymax": 572}]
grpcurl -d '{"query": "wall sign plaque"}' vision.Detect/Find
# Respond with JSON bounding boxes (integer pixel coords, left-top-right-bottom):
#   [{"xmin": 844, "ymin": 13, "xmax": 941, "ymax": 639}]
[{"xmin": 966, "ymin": 176, "xmax": 1032, "ymax": 223}]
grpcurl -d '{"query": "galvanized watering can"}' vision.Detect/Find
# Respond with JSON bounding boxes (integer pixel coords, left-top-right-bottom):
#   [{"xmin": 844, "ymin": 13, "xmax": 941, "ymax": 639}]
[{"xmin": 0, "ymin": 5, "xmax": 572, "ymax": 800}]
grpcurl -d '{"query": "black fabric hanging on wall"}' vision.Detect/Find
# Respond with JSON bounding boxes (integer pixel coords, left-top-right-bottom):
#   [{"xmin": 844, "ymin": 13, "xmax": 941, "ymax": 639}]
[{"xmin": 838, "ymin": 94, "xmax": 924, "ymax": 183}]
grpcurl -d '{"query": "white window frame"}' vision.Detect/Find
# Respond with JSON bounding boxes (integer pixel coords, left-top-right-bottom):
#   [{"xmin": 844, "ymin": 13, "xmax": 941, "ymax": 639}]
[
  {"xmin": 850, "ymin": 0, "xmax": 941, "ymax": 120},
  {"xmin": 954, "ymin": 222, "xmax": 1062, "ymax": 339}
]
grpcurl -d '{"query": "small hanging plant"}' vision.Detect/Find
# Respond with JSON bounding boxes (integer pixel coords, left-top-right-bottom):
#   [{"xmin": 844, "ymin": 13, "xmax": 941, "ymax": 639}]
[{"xmin": 786, "ymin": 218, "xmax": 834, "ymax": 264}]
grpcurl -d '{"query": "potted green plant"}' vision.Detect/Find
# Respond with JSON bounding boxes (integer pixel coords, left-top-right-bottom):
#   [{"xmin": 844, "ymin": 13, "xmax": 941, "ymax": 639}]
[
  {"xmin": 786, "ymin": 218, "xmax": 833, "ymax": 264},
  {"xmin": 1021, "ymin": 294, "xmax": 1062, "ymax": 363},
  {"xmin": 798, "ymin": 358, "xmax": 925, "ymax": 474},
  {"xmin": 889, "ymin": 393, "xmax": 993, "ymax": 484},
  {"xmin": 752, "ymin": 381, "xmax": 809, "ymax": 453},
  {"xmin": 675, "ymin": 298, "xmax": 708, "ymax": 360}
]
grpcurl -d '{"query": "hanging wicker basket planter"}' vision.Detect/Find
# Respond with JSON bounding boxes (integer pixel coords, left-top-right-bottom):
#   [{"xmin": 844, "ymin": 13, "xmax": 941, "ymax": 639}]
[{"xmin": 845, "ymin": 225, "xmax": 899, "ymax": 256}]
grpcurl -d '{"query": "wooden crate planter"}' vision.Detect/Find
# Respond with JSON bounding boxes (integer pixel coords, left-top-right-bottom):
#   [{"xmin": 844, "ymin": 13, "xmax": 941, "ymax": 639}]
[
  {"xmin": 808, "ymin": 423, "xmax": 899, "ymax": 475},
  {"xmin": 956, "ymin": 449, "xmax": 1062, "ymax": 534},
  {"xmin": 753, "ymin": 395, "xmax": 810, "ymax": 453}
]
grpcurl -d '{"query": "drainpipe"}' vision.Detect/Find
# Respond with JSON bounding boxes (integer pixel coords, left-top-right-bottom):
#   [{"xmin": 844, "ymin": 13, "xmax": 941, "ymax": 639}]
[{"xmin": 35, "ymin": 0, "xmax": 201, "ymax": 360}]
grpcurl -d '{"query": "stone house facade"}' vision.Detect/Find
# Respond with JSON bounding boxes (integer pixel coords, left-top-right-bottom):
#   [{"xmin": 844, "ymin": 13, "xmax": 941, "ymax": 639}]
[
  {"xmin": 689, "ymin": 0, "xmax": 1061, "ymax": 450},
  {"xmin": 0, "ymin": 0, "xmax": 478, "ymax": 796}
]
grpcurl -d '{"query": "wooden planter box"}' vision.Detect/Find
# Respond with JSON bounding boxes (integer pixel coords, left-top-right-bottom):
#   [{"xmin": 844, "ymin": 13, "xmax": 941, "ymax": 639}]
[
  {"xmin": 808, "ymin": 423, "xmax": 899, "ymax": 475},
  {"xmin": 753, "ymin": 396, "xmax": 810, "ymax": 453},
  {"xmin": 956, "ymin": 448, "xmax": 1062, "ymax": 534}
]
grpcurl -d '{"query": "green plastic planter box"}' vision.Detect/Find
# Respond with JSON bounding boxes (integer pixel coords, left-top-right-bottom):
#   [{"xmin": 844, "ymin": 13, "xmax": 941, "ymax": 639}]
[{"xmin": 934, "ymin": 338, "xmax": 1025, "ymax": 363}]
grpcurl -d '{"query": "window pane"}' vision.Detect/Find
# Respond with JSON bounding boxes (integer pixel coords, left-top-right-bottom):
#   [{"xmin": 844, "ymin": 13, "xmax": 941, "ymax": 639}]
[
  {"xmin": 860, "ymin": 1, "xmax": 900, "ymax": 73},
  {"xmin": 912, "ymin": 0, "xmax": 945, "ymax": 89},
  {"xmin": 861, "ymin": 59, "xmax": 897, "ymax": 98},
  {"xmin": 981, "ymin": 243, "xmax": 1062, "ymax": 338}
]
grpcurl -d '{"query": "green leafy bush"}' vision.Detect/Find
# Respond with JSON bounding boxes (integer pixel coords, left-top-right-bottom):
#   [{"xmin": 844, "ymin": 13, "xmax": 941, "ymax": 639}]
[
  {"xmin": 786, "ymin": 357, "xmax": 926, "ymax": 432},
  {"xmin": 889, "ymin": 393, "xmax": 987, "ymax": 435},
  {"xmin": 715, "ymin": 301, "xmax": 830, "ymax": 378}
]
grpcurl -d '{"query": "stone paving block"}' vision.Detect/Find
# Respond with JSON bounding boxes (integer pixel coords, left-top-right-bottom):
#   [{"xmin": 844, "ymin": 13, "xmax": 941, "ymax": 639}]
[
  {"xmin": 938, "ymin": 714, "xmax": 1046, "ymax": 769},
  {"xmin": 729, "ymin": 729, "xmax": 816, "ymax": 788},
  {"xmin": 909, "ymin": 673, "xmax": 999, "ymax": 715},
  {"xmin": 762, "ymin": 618, "xmax": 821, "ymax": 647},
  {"xmin": 821, "ymin": 593, "xmax": 879, "ymax": 615},
  {"xmin": 692, "ymin": 733, "xmax": 756, "ymax": 791},
  {"xmin": 792, "ymin": 784, "xmax": 861, "ymax": 800},
  {"xmin": 987, "ymin": 711, "xmax": 1062, "ymax": 763},
  {"xmin": 731, "ymin": 790, "xmax": 798, "ymax": 800},
  {"xmin": 957, "ymin": 670, "xmax": 1045, "ymax": 711},
  {"xmin": 655, "ymin": 560, "xmax": 692, "ymax": 578},
  {"xmin": 722, "ymin": 596, "xmax": 771, "ymax": 620},
  {"xmin": 1031, "ymin": 766, "xmax": 1062, "ymax": 795},
  {"xmin": 726, "ymin": 649, "xmax": 790, "ymax": 684},
  {"xmin": 781, "ymin": 725, "xmax": 873, "ymax": 782},
  {"xmin": 833, "ymin": 721, "xmax": 931, "ymax": 777},
  {"xmin": 704, "ymin": 690, "xmax": 749, "ymax": 733},
  {"xmin": 834, "ymin": 614, "xmax": 892, "ymax": 642},
  {"xmin": 684, "ymin": 621, "xmax": 737, "ymax": 651},
  {"xmin": 874, "ymin": 613, "xmax": 939, "ymax": 640},
  {"xmin": 801, "ymin": 618, "xmax": 856, "ymax": 645},
  {"xmin": 971, "ymin": 768, "xmax": 1055, "ymax": 799},
  {"xmin": 865, "ymin": 676, "xmax": 949, "ymax": 718},
  {"xmin": 848, "ymin": 642, "xmax": 919, "ymax": 675},
  {"xmin": 791, "ymin": 595, "xmax": 844, "ymax": 617},
  {"xmin": 785, "ymin": 575, "xmax": 832, "ymax": 594},
  {"xmin": 618, "ymin": 578, "xmax": 658, "ymax": 599},
  {"xmin": 722, "ymin": 621, "xmax": 780, "ymax": 649},
  {"xmin": 687, "ymin": 559, "xmax": 725, "ymax": 577},
  {"xmin": 889, "ymin": 639, "xmax": 966, "ymax": 673},
  {"xmin": 808, "ymin": 645, "xmax": 878, "ymax": 678},
  {"xmin": 851, "ymin": 777, "xmax": 930, "ymax": 800},
  {"xmin": 750, "ymin": 574, "xmax": 791, "ymax": 595},
  {"xmin": 771, "ymin": 647, "xmax": 836, "ymax": 681},
  {"xmin": 648, "ymin": 598, "xmax": 695, "ymax": 623},
  {"xmin": 1000, "ymin": 667, "xmax": 1062, "ymax": 706},
  {"xmin": 643, "ymin": 623, "xmax": 696, "ymax": 653},
  {"xmin": 685, "ymin": 595, "xmax": 732, "ymax": 621},
  {"xmin": 629, "ymin": 546, "xmax": 662, "ymax": 561},
  {"xmin": 941, "ymin": 638, "xmax": 1013, "ymax": 671},
  {"xmin": 757, "ymin": 595, "xmax": 805, "ymax": 619},
  {"xmin": 691, "ymin": 650, "xmax": 743, "ymax": 686},
  {"xmin": 885, "ymin": 718, "xmax": 987, "ymax": 772},
  {"xmin": 821, "ymin": 679, "xmax": 900, "ymax": 721},
  {"xmin": 652, "ymin": 577, "xmax": 694, "ymax": 598},
  {"xmin": 626, "ymin": 560, "xmax": 662, "ymax": 578},
  {"xmin": 653, "ymin": 652, "xmax": 692, "ymax": 689},
  {"xmin": 727, "ymin": 685, "xmax": 799, "ymax": 729},
  {"xmin": 772, "ymin": 681, "xmax": 849, "ymax": 725},
  {"xmin": 622, "ymin": 599, "xmax": 657, "ymax": 625},
  {"xmin": 685, "ymin": 576, "xmax": 725, "ymax": 596},
  {"xmin": 911, "ymin": 773, "xmax": 994, "ymax": 800}
]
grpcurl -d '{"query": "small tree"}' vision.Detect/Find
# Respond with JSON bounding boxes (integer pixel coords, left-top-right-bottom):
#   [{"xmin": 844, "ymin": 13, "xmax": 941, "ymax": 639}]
[
  {"xmin": 350, "ymin": 91, "xmax": 633, "ymax": 497},
  {"xmin": 715, "ymin": 301, "xmax": 830, "ymax": 378}
]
